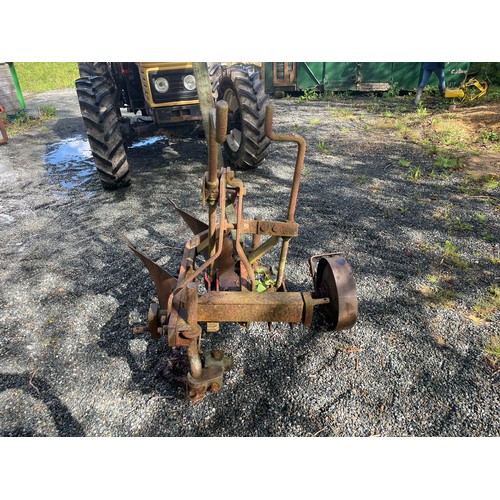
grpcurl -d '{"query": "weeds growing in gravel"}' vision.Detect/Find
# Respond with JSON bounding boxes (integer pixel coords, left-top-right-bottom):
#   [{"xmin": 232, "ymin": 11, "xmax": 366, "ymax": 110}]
[
  {"xmin": 418, "ymin": 274, "xmax": 457, "ymax": 309},
  {"xmin": 484, "ymin": 336, "xmax": 500, "ymax": 369},
  {"xmin": 330, "ymin": 108, "xmax": 356, "ymax": 120},
  {"xmin": 471, "ymin": 286, "xmax": 500, "ymax": 322},
  {"xmin": 433, "ymin": 121, "xmax": 469, "ymax": 148},
  {"xmin": 458, "ymin": 175, "xmax": 500, "ymax": 198},
  {"xmin": 5, "ymin": 105, "xmax": 57, "ymax": 136},
  {"xmin": 481, "ymin": 232, "xmax": 494, "ymax": 242},
  {"xmin": 432, "ymin": 205, "xmax": 452, "ymax": 222},
  {"xmin": 434, "ymin": 155, "xmax": 461, "ymax": 172},
  {"xmin": 482, "ymin": 176, "xmax": 499, "ymax": 190},
  {"xmin": 435, "ymin": 240, "xmax": 469, "ymax": 268},
  {"xmin": 317, "ymin": 140, "xmax": 331, "ymax": 155},
  {"xmin": 295, "ymin": 89, "xmax": 321, "ymax": 103},
  {"xmin": 408, "ymin": 166, "xmax": 422, "ymax": 182},
  {"xmin": 386, "ymin": 82, "xmax": 401, "ymax": 98},
  {"xmin": 397, "ymin": 158, "xmax": 423, "ymax": 182},
  {"xmin": 448, "ymin": 216, "xmax": 473, "ymax": 233},
  {"xmin": 353, "ymin": 174, "xmax": 369, "ymax": 184},
  {"xmin": 415, "ymin": 104, "xmax": 428, "ymax": 117},
  {"xmin": 367, "ymin": 100, "xmax": 383, "ymax": 113},
  {"xmin": 364, "ymin": 92, "xmax": 500, "ymax": 182}
]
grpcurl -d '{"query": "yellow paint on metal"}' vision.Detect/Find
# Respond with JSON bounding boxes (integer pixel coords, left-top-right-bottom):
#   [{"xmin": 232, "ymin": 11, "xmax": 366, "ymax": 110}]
[
  {"xmin": 445, "ymin": 78, "xmax": 488, "ymax": 102},
  {"xmin": 445, "ymin": 88, "xmax": 465, "ymax": 99},
  {"xmin": 136, "ymin": 62, "xmax": 199, "ymax": 108}
]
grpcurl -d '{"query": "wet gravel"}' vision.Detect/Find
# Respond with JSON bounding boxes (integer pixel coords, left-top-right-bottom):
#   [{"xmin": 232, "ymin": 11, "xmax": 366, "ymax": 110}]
[{"xmin": 0, "ymin": 88, "xmax": 498, "ymax": 437}]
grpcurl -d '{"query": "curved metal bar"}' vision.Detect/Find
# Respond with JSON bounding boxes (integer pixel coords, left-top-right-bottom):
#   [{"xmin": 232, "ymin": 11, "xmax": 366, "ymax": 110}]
[
  {"xmin": 264, "ymin": 105, "xmax": 307, "ymax": 289},
  {"xmin": 264, "ymin": 105, "xmax": 307, "ymax": 223}
]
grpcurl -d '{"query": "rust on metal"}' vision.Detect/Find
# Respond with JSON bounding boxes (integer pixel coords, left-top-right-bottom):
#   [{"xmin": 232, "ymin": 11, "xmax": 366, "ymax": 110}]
[
  {"xmin": 264, "ymin": 105, "xmax": 306, "ymax": 224},
  {"xmin": 315, "ymin": 255, "xmax": 358, "ymax": 330},
  {"xmin": 197, "ymin": 291, "xmax": 305, "ymax": 323},
  {"xmin": 123, "ymin": 235, "xmax": 177, "ymax": 310},
  {"xmin": 128, "ymin": 100, "xmax": 358, "ymax": 402},
  {"xmin": 187, "ymin": 365, "xmax": 224, "ymax": 402}
]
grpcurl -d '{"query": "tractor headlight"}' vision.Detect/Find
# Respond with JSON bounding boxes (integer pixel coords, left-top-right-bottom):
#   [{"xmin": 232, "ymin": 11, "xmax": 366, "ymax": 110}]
[
  {"xmin": 183, "ymin": 74, "xmax": 197, "ymax": 91},
  {"xmin": 154, "ymin": 77, "xmax": 169, "ymax": 93}
]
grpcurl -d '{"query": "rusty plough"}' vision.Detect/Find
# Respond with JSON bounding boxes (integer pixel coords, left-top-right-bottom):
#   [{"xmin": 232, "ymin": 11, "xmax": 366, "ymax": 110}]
[{"xmin": 127, "ymin": 101, "xmax": 358, "ymax": 402}]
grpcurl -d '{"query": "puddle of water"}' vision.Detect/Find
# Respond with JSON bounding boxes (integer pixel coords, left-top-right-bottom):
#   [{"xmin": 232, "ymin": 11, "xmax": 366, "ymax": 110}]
[
  {"xmin": 128, "ymin": 136, "xmax": 166, "ymax": 149},
  {"xmin": 44, "ymin": 134, "xmax": 168, "ymax": 196},
  {"xmin": 45, "ymin": 136, "xmax": 96, "ymax": 191}
]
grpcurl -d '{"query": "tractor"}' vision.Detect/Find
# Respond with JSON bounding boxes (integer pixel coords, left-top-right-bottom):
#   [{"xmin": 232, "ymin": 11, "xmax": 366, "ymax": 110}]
[{"xmin": 75, "ymin": 62, "xmax": 270, "ymax": 189}]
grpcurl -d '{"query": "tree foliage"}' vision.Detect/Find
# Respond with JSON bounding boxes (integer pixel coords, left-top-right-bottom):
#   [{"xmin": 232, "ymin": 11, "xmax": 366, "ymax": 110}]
[{"xmin": 469, "ymin": 63, "xmax": 500, "ymax": 85}]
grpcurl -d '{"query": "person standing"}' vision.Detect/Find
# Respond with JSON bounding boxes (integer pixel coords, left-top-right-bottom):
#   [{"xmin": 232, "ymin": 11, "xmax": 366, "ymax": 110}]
[{"xmin": 414, "ymin": 63, "xmax": 446, "ymax": 104}]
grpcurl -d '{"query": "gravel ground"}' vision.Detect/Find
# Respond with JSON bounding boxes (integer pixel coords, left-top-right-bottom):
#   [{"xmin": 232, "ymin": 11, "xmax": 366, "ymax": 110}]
[{"xmin": 0, "ymin": 88, "xmax": 498, "ymax": 437}]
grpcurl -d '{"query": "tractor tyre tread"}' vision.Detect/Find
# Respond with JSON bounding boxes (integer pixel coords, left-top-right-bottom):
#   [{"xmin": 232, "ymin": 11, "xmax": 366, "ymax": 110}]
[
  {"xmin": 214, "ymin": 64, "xmax": 270, "ymax": 169},
  {"xmin": 75, "ymin": 64, "xmax": 131, "ymax": 190}
]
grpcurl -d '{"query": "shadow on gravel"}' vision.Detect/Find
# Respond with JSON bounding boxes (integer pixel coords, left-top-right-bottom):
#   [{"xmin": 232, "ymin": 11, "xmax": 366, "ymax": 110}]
[
  {"xmin": 0, "ymin": 373, "xmax": 85, "ymax": 436},
  {"xmin": 52, "ymin": 117, "xmax": 89, "ymax": 139}
]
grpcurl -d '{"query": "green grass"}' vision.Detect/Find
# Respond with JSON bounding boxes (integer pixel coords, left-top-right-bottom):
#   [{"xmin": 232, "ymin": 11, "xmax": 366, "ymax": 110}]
[
  {"xmin": 479, "ymin": 129, "xmax": 499, "ymax": 143},
  {"xmin": 482, "ymin": 176, "xmax": 500, "ymax": 190},
  {"xmin": 14, "ymin": 62, "xmax": 79, "ymax": 94},
  {"xmin": 459, "ymin": 175, "xmax": 500, "ymax": 197}
]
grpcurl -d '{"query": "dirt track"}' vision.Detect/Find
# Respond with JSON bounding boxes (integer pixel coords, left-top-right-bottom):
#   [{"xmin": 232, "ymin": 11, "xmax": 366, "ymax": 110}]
[{"xmin": 0, "ymin": 88, "xmax": 498, "ymax": 436}]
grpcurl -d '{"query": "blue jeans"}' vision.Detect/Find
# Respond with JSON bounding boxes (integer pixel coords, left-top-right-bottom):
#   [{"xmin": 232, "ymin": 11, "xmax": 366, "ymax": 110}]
[{"xmin": 419, "ymin": 68, "xmax": 446, "ymax": 89}]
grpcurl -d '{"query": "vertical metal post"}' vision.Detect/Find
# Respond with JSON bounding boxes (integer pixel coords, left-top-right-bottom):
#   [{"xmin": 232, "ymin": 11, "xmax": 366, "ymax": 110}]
[
  {"xmin": 192, "ymin": 62, "xmax": 223, "ymax": 169},
  {"xmin": 8, "ymin": 63, "xmax": 26, "ymax": 111},
  {"xmin": 207, "ymin": 101, "xmax": 228, "ymax": 278}
]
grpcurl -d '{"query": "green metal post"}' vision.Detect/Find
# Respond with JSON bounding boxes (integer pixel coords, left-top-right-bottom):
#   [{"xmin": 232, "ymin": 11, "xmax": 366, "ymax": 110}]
[{"xmin": 8, "ymin": 63, "xmax": 26, "ymax": 111}]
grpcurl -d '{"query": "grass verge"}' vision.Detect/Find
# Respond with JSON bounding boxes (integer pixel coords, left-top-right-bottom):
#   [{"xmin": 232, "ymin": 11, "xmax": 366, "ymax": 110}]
[{"xmin": 14, "ymin": 62, "xmax": 79, "ymax": 95}]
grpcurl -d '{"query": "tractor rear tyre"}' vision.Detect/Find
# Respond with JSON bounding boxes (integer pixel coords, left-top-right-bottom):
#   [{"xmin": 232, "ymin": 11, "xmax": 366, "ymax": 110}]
[
  {"xmin": 75, "ymin": 63, "xmax": 131, "ymax": 189},
  {"xmin": 214, "ymin": 65, "xmax": 270, "ymax": 169}
]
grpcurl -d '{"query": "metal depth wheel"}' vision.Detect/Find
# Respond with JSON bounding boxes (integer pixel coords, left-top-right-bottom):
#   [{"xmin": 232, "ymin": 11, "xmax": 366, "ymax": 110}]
[
  {"xmin": 215, "ymin": 65, "xmax": 270, "ymax": 169},
  {"xmin": 316, "ymin": 255, "xmax": 358, "ymax": 330}
]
